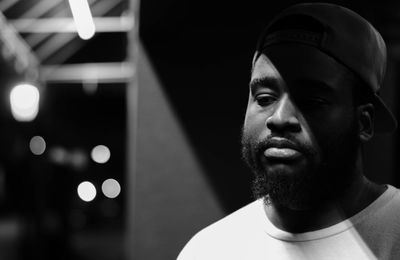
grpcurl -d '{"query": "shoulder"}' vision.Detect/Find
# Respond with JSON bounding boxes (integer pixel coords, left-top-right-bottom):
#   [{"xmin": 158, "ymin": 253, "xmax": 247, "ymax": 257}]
[
  {"xmin": 360, "ymin": 185, "xmax": 400, "ymax": 258},
  {"xmin": 379, "ymin": 185, "xmax": 400, "ymax": 229},
  {"xmin": 358, "ymin": 185, "xmax": 400, "ymax": 239},
  {"xmin": 363, "ymin": 185, "xmax": 400, "ymax": 224},
  {"xmin": 177, "ymin": 199, "xmax": 265, "ymax": 259},
  {"xmin": 379, "ymin": 185, "xmax": 400, "ymax": 213}
]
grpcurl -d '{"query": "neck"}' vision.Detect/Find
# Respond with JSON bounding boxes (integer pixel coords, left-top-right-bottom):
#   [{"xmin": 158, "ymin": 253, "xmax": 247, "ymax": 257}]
[{"xmin": 263, "ymin": 154, "xmax": 387, "ymax": 233}]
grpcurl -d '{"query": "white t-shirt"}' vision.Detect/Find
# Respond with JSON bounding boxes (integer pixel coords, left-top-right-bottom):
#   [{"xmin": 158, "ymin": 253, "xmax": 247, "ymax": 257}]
[{"xmin": 178, "ymin": 185, "xmax": 400, "ymax": 260}]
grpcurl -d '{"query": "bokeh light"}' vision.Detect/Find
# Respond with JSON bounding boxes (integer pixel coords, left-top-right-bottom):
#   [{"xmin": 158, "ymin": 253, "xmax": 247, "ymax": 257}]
[
  {"xmin": 91, "ymin": 145, "xmax": 111, "ymax": 164},
  {"xmin": 29, "ymin": 136, "xmax": 46, "ymax": 155},
  {"xmin": 101, "ymin": 178, "xmax": 121, "ymax": 199},
  {"xmin": 10, "ymin": 83, "xmax": 40, "ymax": 121},
  {"xmin": 70, "ymin": 149, "xmax": 88, "ymax": 170},
  {"xmin": 48, "ymin": 146, "xmax": 68, "ymax": 164},
  {"xmin": 68, "ymin": 0, "xmax": 96, "ymax": 40},
  {"xmin": 77, "ymin": 181, "xmax": 96, "ymax": 202}
]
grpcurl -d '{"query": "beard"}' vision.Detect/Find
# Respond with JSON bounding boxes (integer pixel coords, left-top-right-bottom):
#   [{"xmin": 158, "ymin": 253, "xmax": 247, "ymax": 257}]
[{"xmin": 241, "ymin": 119, "xmax": 360, "ymax": 210}]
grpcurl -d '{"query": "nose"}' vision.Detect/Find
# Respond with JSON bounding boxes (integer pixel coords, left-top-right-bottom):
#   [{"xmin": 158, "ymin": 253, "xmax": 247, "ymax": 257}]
[{"xmin": 266, "ymin": 94, "xmax": 301, "ymax": 133}]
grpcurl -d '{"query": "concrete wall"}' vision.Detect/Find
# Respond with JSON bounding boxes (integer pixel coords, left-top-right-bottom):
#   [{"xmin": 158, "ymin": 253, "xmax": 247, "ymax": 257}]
[{"xmin": 126, "ymin": 44, "xmax": 225, "ymax": 259}]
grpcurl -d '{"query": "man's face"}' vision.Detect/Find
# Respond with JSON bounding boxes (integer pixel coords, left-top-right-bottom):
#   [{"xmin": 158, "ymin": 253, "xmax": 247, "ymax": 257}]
[{"xmin": 242, "ymin": 44, "xmax": 361, "ymax": 209}]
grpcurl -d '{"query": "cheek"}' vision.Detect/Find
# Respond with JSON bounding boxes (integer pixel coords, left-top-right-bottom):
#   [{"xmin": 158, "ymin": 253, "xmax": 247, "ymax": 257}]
[
  {"xmin": 244, "ymin": 107, "xmax": 270, "ymax": 138},
  {"xmin": 306, "ymin": 106, "xmax": 356, "ymax": 136},
  {"xmin": 306, "ymin": 107, "xmax": 357, "ymax": 154}
]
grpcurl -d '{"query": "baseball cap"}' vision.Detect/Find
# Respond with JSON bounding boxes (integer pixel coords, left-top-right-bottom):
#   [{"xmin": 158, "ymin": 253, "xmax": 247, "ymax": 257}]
[{"xmin": 254, "ymin": 3, "xmax": 397, "ymax": 133}]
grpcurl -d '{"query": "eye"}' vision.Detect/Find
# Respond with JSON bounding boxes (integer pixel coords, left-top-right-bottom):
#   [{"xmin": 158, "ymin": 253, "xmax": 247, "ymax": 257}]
[
  {"xmin": 255, "ymin": 94, "xmax": 277, "ymax": 106},
  {"xmin": 299, "ymin": 97, "xmax": 329, "ymax": 109}
]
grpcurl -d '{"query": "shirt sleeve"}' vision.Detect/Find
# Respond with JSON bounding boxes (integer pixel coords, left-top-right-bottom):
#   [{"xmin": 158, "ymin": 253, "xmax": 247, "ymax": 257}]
[{"xmin": 177, "ymin": 236, "xmax": 198, "ymax": 260}]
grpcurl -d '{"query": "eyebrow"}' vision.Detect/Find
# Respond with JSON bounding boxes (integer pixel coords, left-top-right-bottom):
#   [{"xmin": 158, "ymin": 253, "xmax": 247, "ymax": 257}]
[
  {"xmin": 294, "ymin": 79, "xmax": 335, "ymax": 94},
  {"xmin": 249, "ymin": 77, "xmax": 336, "ymax": 96},
  {"xmin": 249, "ymin": 77, "xmax": 280, "ymax": 93}
]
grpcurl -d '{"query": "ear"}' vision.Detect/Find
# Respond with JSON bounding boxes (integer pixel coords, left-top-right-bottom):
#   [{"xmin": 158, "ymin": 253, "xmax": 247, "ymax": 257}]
[{"xmin": 358, "ymin": 103, "xmax": 374, "ymax": 142}]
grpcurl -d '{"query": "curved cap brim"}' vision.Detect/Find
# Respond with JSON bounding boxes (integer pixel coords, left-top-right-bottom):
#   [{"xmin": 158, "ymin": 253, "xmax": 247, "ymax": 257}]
[{"xmin": 373, "ymin": 94, "xmax": 397, "ymax": 133}]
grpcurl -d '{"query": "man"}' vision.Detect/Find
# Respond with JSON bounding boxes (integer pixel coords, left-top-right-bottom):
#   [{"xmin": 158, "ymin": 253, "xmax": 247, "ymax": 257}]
[{"xmin": 178, "ymin": 3, "xmax": 399, "ymax": 260}]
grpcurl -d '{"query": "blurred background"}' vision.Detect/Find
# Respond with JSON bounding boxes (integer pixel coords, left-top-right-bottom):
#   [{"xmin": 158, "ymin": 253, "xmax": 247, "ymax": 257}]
[{"xmin": 0, "ymin": 0, "xmax": 398, "ymax": 259}]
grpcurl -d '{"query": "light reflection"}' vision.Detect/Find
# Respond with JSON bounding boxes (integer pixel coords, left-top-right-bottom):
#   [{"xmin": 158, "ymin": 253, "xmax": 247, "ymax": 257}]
[
  {"xmin": 70, "ymin": 149, "xmax": 88, "ymax": 170},
  {"xmin": 77, "ymin": 181, "xmax": 96, "ymax": 202},
  {"xmin": 49, "ymin": 146, "xmax": 68, "ymax": 164},
  {"xmin": 68, "ymin": 0, "xmax": 96, "ymax": 40},
  {"xmin": 102, "ymin": 178, "xmax": 121, "ymax": 199},
  {"xmin": 29, "ymin": 136, "xmax": 46, "ymax": 155},
  {"xmin": 10, "ymin": 83, "xmax": 40, "ymax": 122},
  {"xmin": 91, "ymin": 145, "xmax": 111, "ymax": 164}
]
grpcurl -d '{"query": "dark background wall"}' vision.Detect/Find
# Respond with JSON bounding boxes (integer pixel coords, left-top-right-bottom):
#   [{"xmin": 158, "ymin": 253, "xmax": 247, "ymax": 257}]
[
  {"xmin": 132, "ymin": 0, "xmax": 399, "ymax": 259},
  {"xmin": 0, "ymin": 1, "xmax": 397, "ymax": 259}
]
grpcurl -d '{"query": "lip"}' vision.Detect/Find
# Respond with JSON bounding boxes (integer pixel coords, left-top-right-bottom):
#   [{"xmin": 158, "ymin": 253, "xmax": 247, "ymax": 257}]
[
  {"xmin": 264, "ymin": 147, "xmax": 301, "ymax": 160},
  {"xmin": 262, "ymin": 138, "xmax": 303, "ymax": 161}
]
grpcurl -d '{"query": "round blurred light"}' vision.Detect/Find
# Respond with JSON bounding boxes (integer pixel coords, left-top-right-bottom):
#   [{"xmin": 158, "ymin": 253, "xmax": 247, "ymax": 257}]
[
  {"xmin": 101, "ymin": 179, "xmax": 121, "ymax": 199},
  {"xmin": 77, "ymin": 181, "xmax": 96, "ymax": 202},
  {"xmin": 10, "ymin": 83, "xmax": 40, "ymax": 122},
  {"xmin": 70, "ymin": 149, "xmax": 88, "ymax": 170},
  {"xmin": 82, "ymin": 80, "xmax": 98, "ymax": 95},
  {"xmin": 29, "ymin": 136, "xmax": 46, "ymax": 155},
  {"xmin": 91, "ymin": 145, "xmax": 110, "ymax": 164},
  {"xmin": 49, "ymin": 146, "xmax": 68, "ymax": 164}
]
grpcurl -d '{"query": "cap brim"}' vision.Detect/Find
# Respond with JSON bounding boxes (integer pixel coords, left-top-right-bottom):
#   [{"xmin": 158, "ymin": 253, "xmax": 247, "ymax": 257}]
[{"xmin": 373, "ymin": 94, "xmax": 397, "ymax": 133}]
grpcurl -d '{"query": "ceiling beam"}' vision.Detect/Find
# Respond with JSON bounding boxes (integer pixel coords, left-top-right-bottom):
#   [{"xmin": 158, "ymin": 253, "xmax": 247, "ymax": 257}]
[
  {"xmin": 0, "ymin": 0, "xmax": 19, "ymax": 12},
  {"xmin": 20, "ymin": 0, "xmax": 126, "ymax": 63},
  {"xmin": 43, "ymin": 38, "xmax": 86, "ymax": 65},
  {"xmin": 23, "ymin": 0, "xmax": 98, "ymax": 48},
  {"xmin": 40, "ymin": 62, "xmax": 134, "ymax": 83},
  {"xmin": 18, "ymin": 0, "xmax": 62, "ymax": 20},
  {"xmin": 0, "ymin": 12, "xmax": 39, "ymax": 78},
  {"xmin": 10, "ymin": 16, "xmax": 134, "ymax": 33},
  {"xmin": 35, "ymin": 33, "xmax": 76, "ymax": 61}
]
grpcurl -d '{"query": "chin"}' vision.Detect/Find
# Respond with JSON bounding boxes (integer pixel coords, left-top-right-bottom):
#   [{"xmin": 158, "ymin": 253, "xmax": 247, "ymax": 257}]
[
  {"xmin": 253, "ymin": 161, "xmax": 322, "ymax": 208},
  {"xmin": 265, "ymin": 162, "xmax": 305, "ymax": 176}
]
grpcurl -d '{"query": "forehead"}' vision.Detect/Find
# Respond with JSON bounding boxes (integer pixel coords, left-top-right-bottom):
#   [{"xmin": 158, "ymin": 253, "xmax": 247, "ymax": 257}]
[{"xmin": 251, "ymin": 44, "xmax": 356, "ymax": 93}]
